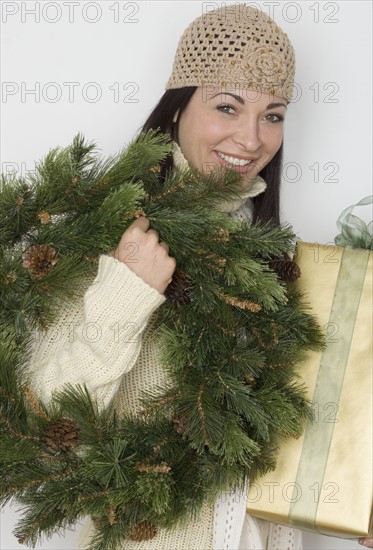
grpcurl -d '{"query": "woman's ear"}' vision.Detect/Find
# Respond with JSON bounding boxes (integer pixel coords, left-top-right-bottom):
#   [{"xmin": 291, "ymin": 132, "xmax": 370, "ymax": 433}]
[{"xmin": 173, "ymin": 110, "xmax": 180, "ymax": 123}]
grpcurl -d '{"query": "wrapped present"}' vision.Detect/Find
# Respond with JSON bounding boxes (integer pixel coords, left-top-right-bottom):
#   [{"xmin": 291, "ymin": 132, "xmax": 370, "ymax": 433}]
[{"xmin": 247, "ymin": 241, "xmax": 373, "ymax": 538}]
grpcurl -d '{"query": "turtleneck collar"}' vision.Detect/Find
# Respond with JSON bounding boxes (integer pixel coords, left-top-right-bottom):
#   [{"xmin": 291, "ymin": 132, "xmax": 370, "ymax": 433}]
[{"xmin": 171, "ymin": 141, "xmax": 267, "ymax": 214}]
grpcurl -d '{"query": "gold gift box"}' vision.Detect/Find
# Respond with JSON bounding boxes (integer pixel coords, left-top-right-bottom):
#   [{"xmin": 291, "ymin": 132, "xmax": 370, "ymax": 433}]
[{"xmin": 247, "ymin": 241, "xmax": 373, "ymax": 538}]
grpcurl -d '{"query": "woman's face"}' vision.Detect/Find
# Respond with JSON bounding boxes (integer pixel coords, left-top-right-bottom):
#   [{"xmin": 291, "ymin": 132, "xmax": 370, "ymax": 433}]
[{"xmin": 175, "ymin": 87, "xmax": 287, "ymax": 190}]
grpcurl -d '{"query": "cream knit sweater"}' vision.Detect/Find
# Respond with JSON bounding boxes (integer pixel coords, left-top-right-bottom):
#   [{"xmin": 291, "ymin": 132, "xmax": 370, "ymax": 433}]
[{"xmin": 28, "ymin": 145, "xmax": 302, "ymax": 550}]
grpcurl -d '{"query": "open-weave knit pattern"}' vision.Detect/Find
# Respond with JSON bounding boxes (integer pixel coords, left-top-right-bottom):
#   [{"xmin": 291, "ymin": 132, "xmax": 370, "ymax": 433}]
[{"xmin": 166, "ymin": 4, "xmax": 295, "ymax": 101}]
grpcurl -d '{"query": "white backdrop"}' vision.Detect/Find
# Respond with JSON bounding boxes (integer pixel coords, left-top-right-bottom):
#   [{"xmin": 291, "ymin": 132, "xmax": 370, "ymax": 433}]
[{"xmin": 0, "ymin": 1, "xmax": 372, "ymax": 549}]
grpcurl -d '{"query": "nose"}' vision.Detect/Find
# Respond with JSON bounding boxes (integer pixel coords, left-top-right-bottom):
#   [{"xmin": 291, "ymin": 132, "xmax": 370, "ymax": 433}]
[{"xmin": 233, "ymin": 117, "xmax": 262, "ymax": 152}]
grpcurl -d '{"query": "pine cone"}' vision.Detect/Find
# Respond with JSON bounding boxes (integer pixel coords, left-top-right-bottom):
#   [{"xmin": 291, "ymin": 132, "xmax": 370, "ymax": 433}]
[
  {"xmin": 173, "ymin": 415, "xmax": 186, "ymax": 436},
  {"xmin": 165, "ymin": 271, "xmax": 191, "ymax": 305},
  {"xmin": 44, "ymin": 417, "xmax": 80, "ymax": 452},
  {"xmin": 129, "ymin": 520, "xmax": 157, "ymax": 541},
  {"xmin": 21, "ymin": 244, "xmax": 58, "ymax": 279},
  {"xmin": 244, "ymin": 373, "xmax": 256, "ymax": 386},
  {"xmin": 268, "ymin": 258, "xmax": 301, "ymax": 283},
  {"xmin": 107, "ymin": 506, "xmax": 117, "ymax": 526},
  {"xmin": 37, "ymin": 211, "xmax": 51, "ymax": 224}
]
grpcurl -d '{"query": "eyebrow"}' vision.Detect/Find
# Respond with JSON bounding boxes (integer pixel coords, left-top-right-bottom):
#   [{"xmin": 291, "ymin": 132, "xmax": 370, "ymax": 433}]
[{"xmin": 210, "ymin": 92, "xmax": 287, "ymax": 109}]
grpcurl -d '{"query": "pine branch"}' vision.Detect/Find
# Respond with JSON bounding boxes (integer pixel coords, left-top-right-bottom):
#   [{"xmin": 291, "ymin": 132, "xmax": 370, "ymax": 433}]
[
  {"xmin": 56, "ymin": 384, "xmax": 115, "ymax": 446},
  {"xmin": 148, "ymin": 164, "xmax": 247, "ymax": 211},
  {"xmin": 0, "ymin": 130, "xmax": 326, "ymax": 548}
]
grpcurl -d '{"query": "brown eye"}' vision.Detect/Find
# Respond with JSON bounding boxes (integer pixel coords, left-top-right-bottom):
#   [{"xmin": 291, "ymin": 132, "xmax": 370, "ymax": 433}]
[
  {"xmin": 265, "ymin": 113, "xmax": 284, "ymax": 123},
  {"xmin": 217, "ymin": 104, "xmax": 236, "ymax": 115}
]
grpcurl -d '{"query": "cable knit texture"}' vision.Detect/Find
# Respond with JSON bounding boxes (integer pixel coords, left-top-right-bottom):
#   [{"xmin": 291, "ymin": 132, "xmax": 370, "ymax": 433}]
[
  {"xmin": 29, "ymin": 256, "xmax": 165, "ymax": 408},
  {"xmin": 28, "ymin": 147, "xmax": 302, "ymax": 550}
]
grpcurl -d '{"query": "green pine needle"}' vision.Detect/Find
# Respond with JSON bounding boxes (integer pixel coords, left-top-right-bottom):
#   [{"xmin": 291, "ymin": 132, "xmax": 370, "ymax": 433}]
[{"xmin": 0, "ymin": 131, "xmax": 325, "ymax": 548}]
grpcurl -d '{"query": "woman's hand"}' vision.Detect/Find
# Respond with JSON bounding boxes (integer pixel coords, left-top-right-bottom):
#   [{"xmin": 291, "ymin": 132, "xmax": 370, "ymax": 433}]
[
  {"xmin": 359, "ymin": 538, "xmax": 373, "ymax": 548},
  {"xmin": 108, "ymin": 216, "xmax": 176, "ymax": 294}
]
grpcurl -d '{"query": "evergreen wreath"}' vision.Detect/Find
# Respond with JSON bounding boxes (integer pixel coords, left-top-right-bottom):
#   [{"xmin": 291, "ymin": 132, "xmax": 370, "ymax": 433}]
[{"xmin": 0, "ymin": 131, "xmax": 324, "ymax": 549}]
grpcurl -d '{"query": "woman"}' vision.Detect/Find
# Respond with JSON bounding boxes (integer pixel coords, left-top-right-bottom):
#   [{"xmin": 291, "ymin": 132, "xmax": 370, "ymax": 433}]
[{"xmin": 28, "ymin": 4, "xmax": 372, "ymax": 550}]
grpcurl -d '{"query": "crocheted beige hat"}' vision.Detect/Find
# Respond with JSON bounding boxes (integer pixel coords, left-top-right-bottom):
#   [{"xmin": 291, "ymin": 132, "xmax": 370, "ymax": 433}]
[{"xmin": 166, "ymin": 4, "xmax": 295, "ymax": 102}]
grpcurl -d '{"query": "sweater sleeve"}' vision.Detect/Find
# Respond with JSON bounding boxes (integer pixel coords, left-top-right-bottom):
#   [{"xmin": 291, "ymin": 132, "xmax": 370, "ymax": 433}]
[{"xmin": 28, "ymin": 254, "xmax": 166, "ymax": 409}]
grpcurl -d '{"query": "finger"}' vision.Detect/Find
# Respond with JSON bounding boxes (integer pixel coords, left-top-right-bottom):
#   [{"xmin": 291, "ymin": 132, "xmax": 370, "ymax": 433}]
[
  {"xmin": 159, "ymin": 242, "xmax": 169, "ymax": 253},
  {"xmin": 168, "ymin": 256, "xmax": 177, "ymax": 270},
  {"xmin": 130, "ymin": 216, "xmax": 149, "ymax": 231},
  {"xmin": 359, "ymin": 538, "xmax": 373, "ymax": 548},
  {"xmin": 146, "ymin": 228, "xmax": 160, "ymax": 240},
  {"xmin": 165, "ymin": 268, "xmax": 176, "ymax": 287}
]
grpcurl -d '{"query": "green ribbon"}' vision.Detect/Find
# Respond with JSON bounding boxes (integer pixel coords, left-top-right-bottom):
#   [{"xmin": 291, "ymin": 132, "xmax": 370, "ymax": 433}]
[
  {"xmin": 288, "ymin": 247, "xmax": 370, "ymax": 531},
  {"xmin": 335, "ymin": 195, "xmax": 373, "ymax": 250}
]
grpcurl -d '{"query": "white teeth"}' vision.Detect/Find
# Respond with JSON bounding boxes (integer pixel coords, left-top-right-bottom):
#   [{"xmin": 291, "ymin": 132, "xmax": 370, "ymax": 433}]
[{"xmin": 217, "ymin": 151, "xmax": 252, "ymax": 166}]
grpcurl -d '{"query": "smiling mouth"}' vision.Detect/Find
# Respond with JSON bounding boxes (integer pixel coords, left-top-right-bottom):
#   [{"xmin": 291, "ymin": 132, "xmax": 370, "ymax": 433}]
[
  {"xmin": 214, "ymin": 150, "xmax": 258, "ymax": 174},
  {"xmin": 216, "ymin": 151, "xmax": 252, "ymax": 167}
]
